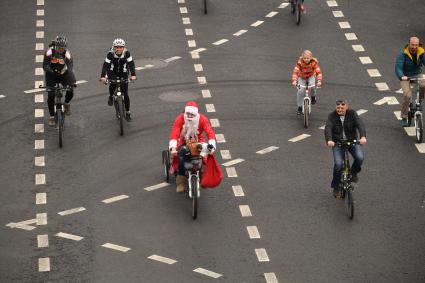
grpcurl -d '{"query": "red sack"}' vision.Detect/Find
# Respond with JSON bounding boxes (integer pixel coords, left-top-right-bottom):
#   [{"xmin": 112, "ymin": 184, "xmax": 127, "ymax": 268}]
[{"xmin": 201, "ymin": 155, "xmax": 223, "ymax": 188}]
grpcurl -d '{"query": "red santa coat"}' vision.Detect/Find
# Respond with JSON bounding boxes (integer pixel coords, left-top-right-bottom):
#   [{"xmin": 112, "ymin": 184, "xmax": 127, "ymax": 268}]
[{"xmin": 169, "ymin": 113, "xmax": 216, "ymax": 149}]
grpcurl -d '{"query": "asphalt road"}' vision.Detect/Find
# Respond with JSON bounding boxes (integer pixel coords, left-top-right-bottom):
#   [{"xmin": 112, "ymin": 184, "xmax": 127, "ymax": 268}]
[{"xmin": 1, "ymin": 0, "xmax": 424, "ymax": 282}]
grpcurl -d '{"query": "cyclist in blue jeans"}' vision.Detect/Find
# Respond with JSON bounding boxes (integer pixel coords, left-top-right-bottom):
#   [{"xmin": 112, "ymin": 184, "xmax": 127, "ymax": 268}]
[{"xmin": 325, "ymin": 99, "xmax": 367, "ymax": 198}]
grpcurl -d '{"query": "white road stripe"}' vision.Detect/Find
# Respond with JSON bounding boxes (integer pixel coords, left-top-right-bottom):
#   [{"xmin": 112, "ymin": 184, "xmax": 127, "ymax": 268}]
[
  {"xmin": 415, "ymin": 143, "xmax": 425, "ymax": 153},
  {"xmin": 288, "ymin": 134, "xmax": 311, "ymax": 142},
  {"xmin": 0, "ymin": 95, "xmax": 5, "ymax": 99},
  {"xmin": 191, "ymin": 52, "xmax": 200, "ymax": 59},
  {"xmin": 220, "ymin": 150, "xmax": 231, "ymax": 160},
  {"xmin": 35, "ymin": 109, "xmax": 44, "ymax": 118},
  {"xmin": 404, "ymin": 127, "xmax": 416, "ymax": 136},
  {"xmin": 6, "ymin": 219, "xmax": 37, "ymax": 230},
  {"xmin": 396, "ymin": 88, "xmax": 403, "ymax": 94},
  {"xmin": 135, "ymin": 66, "xmax": 145, "ymax": 70},
  {"xmin": 37, "ymin": 234, "xmax": 49, "ymax": 248},
  {"xmin": 332, "ymin": 10, "xmax": 344, "ymax": 17},
  {"xmin": 206, "ymin": 103, "xmax": 215, "ymax": 112},
  {"xmin": 144, "ymin": 64, "xmax": 154, "ymax": 69},
  {"xmin": 188, "ymin": 40, "xmax": 196, "ymax": 48},
  {"xmin": 210, "ymin": 118, "xmax": 220, "ymax": 127},
  {"xmin": 35, "ymin": 55, "xmax": 44, "ymax": 62},
  {"xmin": 185, "ymin": 28, "xmax": 193, "ymax": 36},
  {"xmin": 232, "ymin": 185, "xmax": 245, "ymax": 196},
  {"xmin": 102, "ymin": 195, "xmax": 129, "ymax": 204},
  {"xmin": 373, "ymin": 96, "xmax": 398, "ymax": 105},
  {"xmin": 352, "ymin": 44, "xmax": 365, "ymax": 52},
  {"xmin": 202, "ymin": 89, "xmax": 211, "ymax": 98},
  {"xmin": 197, "ymin": 76, "xmax": 207, "ymax": 84},
  {"xmin": 36, "ymin": 31, "xmax": 44, "ymax": 39},
  {"xmin": 178, "ymin": 0, "xmax": 185, "ymax": 3},
  {"xmin": 182, "ymin": 17, "xmax": 191, "ymax": 24},
  {"xmin": 35, "ymin": 68, "xmax": 44, "ymax": 75},
  {"xmin": 35, "ymin": 174, "xmax": 46, "ymax": 185},
  {"xmin": 345, "ymin": 33, "xmax": 357, "ymax": 40},
  {"xmin": 247, "ymin": 226, "xmax": 261, "ymax": 239},
  {"xmin": 356, "ymin": 109, "xmax": 368, "ymax": 115},
  {"xmin": 36, "ymin": 213, "xmax": 47, "ymax": 225},
  {"xmin": 256, "ymin": 146, "xmax": 279, "ymax": 154},
  {"xmin": 102, "ymin": 243, "xmax": 131, "ymax": 252},
  {"xmin": 226, "ymin": 167, "xmax": 237, "ymax": 177},
  {"xmin": 266, "ymin": 11, "xmax": 279, "ymax": 18},
  {"xmin": 164, "ymin": 56, "xmax": 181, "ymax": 63},
  {"xmin": 36, "ymin": 9, "xmax": 44, "ymax": 16},
  {"xmin": 38, "ymin": 258, "xmax": 50, "ymax": 272},
  {"xmin": 215, "ymin": 133, "xmax": 225, "ymax": 143},
  {"xmin": 394, "ymin": 111, "xmax": 402, "ymax": 120},
  {"xmin": 319, "ymin": 125, "xmax": 325, "ymax": 130},
  {"xmin": 55, "ymin": 232, "xmax": 84, "ymax": 241},
  {"xmin": 35, "ymin": 94, "xmax": 44, "ymax": 103},
  {"xmin": 194, "ymin": 64, "xmax": 203, "ymax": 72},
  {"xmin": 233, "ymin": 30, "xmax": 247, "ymax": 36},
  {"xmin": 36, "ymin": 193, "xmax": 46, "ymax": 205},
  {"xmin": 179, "ymin": 7, "xmax": 188, "ymax": 14},
  {"xmin": 213, "ymin": 39, "xmax": 228, "ymax": 46},
  {"xmin": 36, "ymin": 20, "xmax": 44, "ymax": 27},
  {"xmin": 35, "ymin": 43, "xmax": 44, "ymax": 50},
  {"xmin": 278, "ymin": 3, "xmax": 290, "ymax": 8},
  {"xmin": 359, "ymin": 56, "xmax": 372, "ymax": 64},
  {"xmin": 35, "ymin": 140, "xmax": 45, "ymax": 149},
  {"xmin": 35, "ymin": 80, "xmax": 44, "ymax": 88},
  {"xmin": 264, "ymin": 272, "xmax": 279, "ymax": 283},
  {"xmin": 35, "ymin": 156, "xmax": 45, "ymax": 166},
  {"xmin": 37, "ymin": 0, "xmax": 44, "ymax": 5},
  {"xmin": 251, "ymin": 20, "xmax": 264, "ymax": 27},
  {"xmin": 239, "ymin": 205, "xmax": 252, "ymax": 217},
  {"xmin": 367, "ymin": 69, "xmax": 381, "ymax": 77},
  {"xmin": 193, "ymin": 268, "xmax": 222, "ymax": 279},
  {"xmin": 144, "ymin": 182, "xmax": 169, "ymax": 191},
  {"xmin": 222, "ymin": 158, "xmax": 244, "ymax": 167},
  {"xmin": 327, "ymin": 0, "xmax": 338, "ymax": 7},
  {"xmin": 190, "ymin": 48, "xmax": 207, "ymax": 54},
  {"xmin": 255, "ymin": 248, "xmax": 270, "ymax": 262},
  {"xmin": 58, "ymin": 207, "xmax": 86, "ymax": 216},
  {"xmin": 35, "ymin": 124, "xmax": 44, "ymax": 133},
  {"xmin": 338, "ymin": 21, "xmax": 351, "ymax": 29},
  {"xmin": 375, "ymin": 82, "xmax": 390, "ymax": 91},
  {"xmin": 148, "ymin": 255, "xmax": 177, "ymax": 264}
]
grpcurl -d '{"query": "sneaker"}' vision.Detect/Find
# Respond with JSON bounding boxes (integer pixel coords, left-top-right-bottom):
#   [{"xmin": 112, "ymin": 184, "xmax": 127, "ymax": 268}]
[
  {"xmin": 351, "ymin": 174, "xmax": 359, "ymax": 183},
  {"xmin": 107, "ymin": 96, "xmax": 113, "ymax": 106},
  {"xmin": 333, "ymin": 188, "xmax": 340, "ymax": 199},
  {"xmin": 48, "ymin": 116, "xmax": 55, "ymax": 126},
  {"xmin": 401, "ymin": 118, "xmax": 409, "ymax": 127},
  {"xmin": 64, "ymin": 103, "xmax": 71, "ymax": 116},
  {"xmin": 125, "ymin": 111, "xmax": 132, "ymax": 121},
  {"xmin": 311, "ymin": 96, "xmax": 316, "ymax": 105},
  {"xmin": 297, "ymin": 106, "xmax": 302, "ymax": 115}
]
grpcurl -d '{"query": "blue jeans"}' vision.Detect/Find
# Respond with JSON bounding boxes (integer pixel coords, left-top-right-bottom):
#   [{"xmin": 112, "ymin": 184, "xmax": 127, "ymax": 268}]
[{"xmin": 331, "ymin": 144, "xmax": 364, "ymax": 189}]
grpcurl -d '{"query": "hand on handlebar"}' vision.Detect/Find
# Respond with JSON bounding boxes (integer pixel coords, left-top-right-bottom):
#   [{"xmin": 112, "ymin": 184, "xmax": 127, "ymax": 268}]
[
  {"xmin": 100, "ymin": 77, "xmax": 107, "ymax": 84},
  {"xmin": 401, "ymin": 76, "xmax": 409, "ymax": 81},
  {"xmin": 170, "ymin": 147, "xmax": 178, "ymax": 156},
  {"xmin": 317, "ymin": 81, "xmax": 322, "ymax": 87},
  {"xmin": 292, "ymin": 81, "xmax": 297, "ymax": 87},
  {"xmin": 327, "ymin": 140, "xmax": 335, "ymax": 147},
  {"xmin": 359, "ymin": 137, "xmax": 367, "ymax": 145},
  {"xmin": 207, "ymin": 144, "xmax": 215, "ymax": 155},
  {"xmin": 130, "ymin": 75, "xmax": 137, "ymax": 81}
]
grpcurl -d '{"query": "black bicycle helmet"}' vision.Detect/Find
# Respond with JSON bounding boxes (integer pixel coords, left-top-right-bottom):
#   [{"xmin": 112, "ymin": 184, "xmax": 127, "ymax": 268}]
[{"xmin": 55, "ymin": 35, "xmax": 68, "ymax": 49}]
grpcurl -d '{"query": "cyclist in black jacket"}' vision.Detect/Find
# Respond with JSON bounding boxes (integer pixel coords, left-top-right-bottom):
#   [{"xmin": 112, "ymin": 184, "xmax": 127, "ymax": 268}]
[
  {"xmin": 325, "ymin": 99, "xmax": 367, "ymax": 197},
  {"xmin": 43, "ymin": 35, "xmax": 76, "ymax": 126},
  {"xmin": 100, "ymin": 38, "xmax": 136, "ymax": 121}
]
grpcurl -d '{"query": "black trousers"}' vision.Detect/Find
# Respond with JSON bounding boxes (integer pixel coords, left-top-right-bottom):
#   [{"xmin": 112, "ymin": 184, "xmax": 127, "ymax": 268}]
[
  {"xmin": 109, "ymin": 82, "xmax": 130, "ymax": 111},
  {"xmin": 46, "ymin": 71, "xmax": 75, "ymax": 116}
]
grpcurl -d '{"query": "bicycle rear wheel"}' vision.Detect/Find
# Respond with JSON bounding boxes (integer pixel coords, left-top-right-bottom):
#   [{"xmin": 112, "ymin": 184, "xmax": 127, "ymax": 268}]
[
  {"xmin": 116, "ymin": 96, "xmax": 124, "ymax": 136},
  {"xmin": 57, "ymin": 110, "xmax": 64, "ymax": 148},
  {"xmin": 162, "ymin": 150, "xmax": 170, "ymax": 182},
  {"xmin": 204, "ymin": 0, "xmax": 207, "ymax": 14},
  {"xmin": 295, "ymin": 1, "xmax": 301, "ymax": 25},
  {"xmin": 346, "ymin": 189, "xmax": 354, "ymax": 220},
  {"xmin": 191, "ymin": 176, "xmax": 198, "ymax": 220},
  {"xmin": 303, "ymin": 98, "xmax": 309, "ymax": 128},
  {"xmin": 407, "ymin": 104, "xmax": 413, "ymax": 126},
  {"xmin": 415, "ymin": 113, "xmax": 423, "ymax": 143}
]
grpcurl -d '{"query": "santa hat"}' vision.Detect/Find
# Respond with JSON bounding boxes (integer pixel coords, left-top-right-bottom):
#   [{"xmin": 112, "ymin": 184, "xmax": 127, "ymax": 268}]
[{"xmin": 185, "ymin": 101, "xmax": 199, "ymax": 114}]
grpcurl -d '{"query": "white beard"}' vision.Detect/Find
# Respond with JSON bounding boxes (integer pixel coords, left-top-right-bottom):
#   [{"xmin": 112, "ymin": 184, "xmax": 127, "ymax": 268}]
[{"xmin": 182, "ymin": 113, "xmax": 200, "ymax": 141}]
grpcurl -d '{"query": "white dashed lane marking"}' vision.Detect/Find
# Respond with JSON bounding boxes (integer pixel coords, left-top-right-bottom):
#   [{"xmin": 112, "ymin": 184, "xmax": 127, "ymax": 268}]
[
  {"xmin": 38, "ymin": 258, "xmax": 50, "ymax": 272},
  {"xmin": 220, "ymin": 150, "xmax": 231, "ymax": 160},
  {"xmin": 193, "ymin": 268, "xmax": 222, "ymax": 279},
  {"xmin": 210, "ymin": 118, "xmax": 220, "ymax": 127},
  {"xmin": 194, "ymin": 64, "xmax": 203, "ymax": 72},
  {"xmin": 35, "ymin": 94, "xmax": 43, "ymax": 103},
  {"xmin": 36, "ymin": 31, "xmax": 44, "ymax": 39},
  {"xmin": 37, "ymin": 235, "xmax": 49, "ymax": 248},
  {"xmin": 58, "ymin": 207, "xmax": 86, "ymax": 216},
  {"xmin": 327, "ymin": 0, "xmax": 338, "ymax": 7},
  {"xmin": 415, "ymin": 143, "xmax": 425, "ymax": 153},
  {"xmin": 367, "ymin": 69, "xmax": 381, "ymax": 77},
  {"xmin": 404, "ymin": 127, "xmax": 416, "ymax": 136},
  {"xmin": 255, "ymin": 248, "xmax": 270, "ymax": 262},
  {"xmin": 222, "ymin": 158, "xmax": 244, "ymax": 167},
  {"xmin": 35, "ymin": 109, "xmax": 44, "ymax": 118},
  {"xmin": 182, "ymin": 17, "xmax": 191, "ymax": 24},
  {"xmin": 319, "ymin": 125, "xmax": 325, "ymax": 130},
  {"xmin": 6, "ymin": 219, "xmax": 37, "ymax": 230},
  {"xmin": 338, "ymin": 21, "xmax": 351, "ymax": 29},
  {"xmin": 36, "ymin": 193, "xmax": 47, "ymax": 205},
  {"xmin": 247, "ymin": 226, "xmax": 261, "ymax": 239},
  {"xmin": 265, "ymin": 11, "xmax": 278, "ymax": 18},
  {"xmin": 396, "ymin": 88, "xmax": 403, "ymax": 94},
  {"xmin": 197, "ymin": 76, "xmax": 207, "ymax": 84},
  {"xmin": 278, "ymin": 2, "xmax": 290, "ymax": 8},
  {"xmin": 232, "ymin": 185, "xmax": 245, "ymax": 196},
  {"xmin": 148, "ymin": 255, "xmax": 177, "ymax": 265},
  {"xmin": 35, "ymin": 156, "xmax": 45, "ymax": 166},
  {"xmin": 35, "ymin": 80, "xmax": 44, "ymax": 88},
  {"xmin": 35, "ymin": 174, "xmax": 46, "ymax": 185},
  {"xmin": 288, "ymin": 134, "xmax": 311, "ymax": 142},
  {"xmin": 374, "ymin": 96, "xmax": 398, "ymax": 105},
  {"xmin": 359, "ymin": 56, "xmax": 372, "ymax": 64},
  {"xmin": 332, "ymin": 10, "xmax": 344, "ymax": 17},
  {"xmin": 185, "ymin": 28, "xmax": 193, "ymax": 36},
  {"xmin": 36, "ymin": 20, "xmax": 44, "ymax": 27},
  {"xmin": 352, "ymin": 44, "xmax": 365, "ymax": 52},
  {"xmin": 36, "ymin": 213, "xmax": 47, "ymax": 225},
  {"xmin": 233, "ymin": 30, "xmax": 247, "ymax": 37},
  {"xmin": 144, "ymin": 182, "xmax": 169, "ymax": 191},
  {"xmin": 37, "ymin": 0, "xmax": 44, "ymax": 5},
  {"xmin": 239, "ymin": 205, "xmax": 252, "ymax": 217},
  {"xmin": 179, "ymin": 7, "xmax": 188, "ymax": 14},
  {"xmin": 55, "ymin": 232, "xmax": 84, "ymax": 241},
  {"xmin": 213, "ymin": 39, "xmax": 229, "ymax": 46},
  {"xmin": 375, "ymin": 82, "xmax": 390, "ymax": 91},
  {"xmin": 256, "ymin": 146, "xmax": 279, "ymax": 154},
  {"xmin": 35, "ymin": 124, "xmax": 44, "ymax": 133},
  {"xmin": 251, "ymin": 20, "xmax": 264, "ymax": 27},
  {"xmin": 188, "ymin": 40, "xmax": 196, "ymax": 48},
  {"xmin": 101, "ymin": 243, "xmax": 131, "ymax": 252},
  {"xmin": 36, "ymin": 9, "xmax": 44, "ymax": 16},
  {"xmin": 226, "ymin": 167, "xmax": 237, "ymax": 177},
  {"xmin": 206, "ymin": 104, "xmax": 215, "ymax": 112},
  {"xmin": 201, "ymin": 89, "xmax": 211, "ymax": 98},
  {"xmin": 101, "ymin": 195, "xmax": 129, "ymax": 204},
  {"xmin": 356, "ymin": 109, "xmax": 368, "ymax": 115},
  {"xmin": 345, "ymin": 33, "xmax": 358, "ymax": 40},
  {"xmin": 35, "ymin": 68, "xmax": 44, "ymax": 75},
  {"xmin": 0, "ymin": 95, "xmax": 6, "ymax": 99},
  {"xmin": 164, "ymin": 56, "xmax": 181, "ymax": 63},
  {"xmin": 35, "ymin": 140, "xmax": 45, "ymax": 149},
  {"xmin": 264, "ymin": 272, "xmax": 279, "ymax": 283},
  {"xmin": 215, "ymin": 133, "xmax": 225, "ymax": 143},
  {"xmin": 394, "ymin": 111, "xmax": 401, "ymax": 120},
  {"xmin": 35, "ymin": 43, "xmax": 44, "ymax": 50}
]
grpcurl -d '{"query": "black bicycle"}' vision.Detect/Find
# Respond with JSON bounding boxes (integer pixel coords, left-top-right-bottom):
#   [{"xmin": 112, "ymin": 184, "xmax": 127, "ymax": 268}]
[
  {"xmin": 336, "ymin": 140, "xmax": 360, "ymax": 220},
  {"xmin": 290, "ymin": 0, "xmax": 303, "ymax": 25},
  {"xmin": 407, "ymin": 78, "xmax": 424, "ymax": 143},
  {"xmin": 105, "ymin": 78, "xmax": 131, "ymax": 136},
  {"xmin": 40, "ymin": 83, "xmax": 73, "ymax": 148}
]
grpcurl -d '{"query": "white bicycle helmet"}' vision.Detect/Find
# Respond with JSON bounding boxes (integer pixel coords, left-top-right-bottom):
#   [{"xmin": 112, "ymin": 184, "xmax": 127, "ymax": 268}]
[{"xmin": 112, "ymin": 38, "xmax": 126, "ymax": 47}]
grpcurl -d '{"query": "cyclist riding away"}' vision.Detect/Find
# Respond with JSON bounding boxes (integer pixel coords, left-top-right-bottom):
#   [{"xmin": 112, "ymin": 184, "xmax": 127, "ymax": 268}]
[
  {"xmin": 291, "ymin": 50, "xmax": 322, "ymax": 114},
  {"xmin": 100, "ymin": 38, "xmax": 136, "ymax": 121},
  {"xmin": 169, "ymin": 101, "xmax": 216, "ymax": 193},
  {"xmin": 395, "ymin": 36, "xmax": 425, "ymax": 127},
  {"xmin": 43, "ymin": 35, "xmax": 76, "ymax": 126},
  {"xmin": 325, "ymin": 99, "xmax": 366, "ymax": 198}
]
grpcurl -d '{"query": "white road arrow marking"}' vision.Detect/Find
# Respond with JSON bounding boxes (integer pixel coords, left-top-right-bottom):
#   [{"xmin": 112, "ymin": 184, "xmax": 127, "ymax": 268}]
[{"xmin": 373, "ymin": 96, "xmax": 399, "ymax": 105}]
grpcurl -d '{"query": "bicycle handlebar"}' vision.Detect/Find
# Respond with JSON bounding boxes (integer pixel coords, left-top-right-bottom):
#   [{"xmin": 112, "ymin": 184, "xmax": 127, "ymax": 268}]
[
  {"xmin": 409, "ymin": 77, "xmax": 425, "ymax": 83},
  {"xmin": 38, "ymin": 85, "xmax": 75, "ymax": 91},
  {"xmin": 336, "ymin": 140, "xmax": 359, "ymax": 147},
  {"xmin": 102, "ymin": 78, "xmax": 135, "ymax": 85}
]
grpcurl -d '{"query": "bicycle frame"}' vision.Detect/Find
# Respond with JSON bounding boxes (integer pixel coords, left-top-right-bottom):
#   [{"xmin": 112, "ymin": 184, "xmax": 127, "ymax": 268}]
[
  {"xmin": 298, "ymin": 82, "xmax": 315, "ymax": 115},
  {"xmin": 185, "ymin": 157, "xmax": 203, "ymax": 199}
]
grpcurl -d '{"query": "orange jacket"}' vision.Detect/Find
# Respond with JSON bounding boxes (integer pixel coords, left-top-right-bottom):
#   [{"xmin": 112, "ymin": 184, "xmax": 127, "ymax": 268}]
[{"xmin": 291, "ymin": 57, "xmax": 323, "ymax": 83}]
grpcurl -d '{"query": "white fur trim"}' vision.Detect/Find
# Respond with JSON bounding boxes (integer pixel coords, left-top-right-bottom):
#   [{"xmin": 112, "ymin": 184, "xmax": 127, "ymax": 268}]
[
  {"xmin": 208, "ymin": 139, "xmax": 216, "ymax": 148},
  {"xmin": 169, "ymin": 139, "xmax": 177, "ymax": 149},
  {"xmin": 185, "ymin": 105, "xmax": 198, "ymax": 114}
]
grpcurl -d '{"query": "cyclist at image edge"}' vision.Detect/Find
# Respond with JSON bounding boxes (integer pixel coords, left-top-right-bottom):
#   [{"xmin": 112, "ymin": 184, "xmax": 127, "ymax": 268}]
[
  {"xmin": 324, "ymin": 99, "xmax": 366, "ymax": 198},
  {"xmin": 43, "ymin": 35, "xmax": 76, "ymax": 126},
  {"xmin": 169, "ymin": 101, "xmax": 216, "ymax": 193},
  {"xmin": 100, "ymin": 38, "xmax": 136, "ymax": 121},
  {"xmin": 395, "ymin": 36, "xmax": 425, "ymax": 127},
  {"xmin": 291, "ymin": 50, "xmax": 322, "ymax": 115}
]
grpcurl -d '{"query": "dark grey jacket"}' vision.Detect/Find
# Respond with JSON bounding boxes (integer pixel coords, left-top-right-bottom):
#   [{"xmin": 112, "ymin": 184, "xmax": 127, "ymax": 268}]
[{"xmin": 324, "ymin": 109, "xmax": 366, "ymax": 143}]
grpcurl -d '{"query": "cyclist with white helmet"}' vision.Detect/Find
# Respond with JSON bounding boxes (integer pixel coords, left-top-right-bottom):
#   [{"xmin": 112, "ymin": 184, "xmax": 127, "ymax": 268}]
[{"xmin": 100, "ymin": 38, "xmax": 136, "ymax": 121}]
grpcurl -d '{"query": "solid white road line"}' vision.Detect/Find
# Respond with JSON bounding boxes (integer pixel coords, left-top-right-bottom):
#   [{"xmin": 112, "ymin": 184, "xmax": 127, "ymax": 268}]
[
  {"xmin": 265, "ymin": 11, "xmax": 279, "ymax": 17},
  {"xmin": 394, "ymin": 111, "xmax": 401, "ymax": 120},
  {"xmin": 352, "ymin": 45, "xmax": 365, "ymax": 52},
  {"xmin": 36, "ymin": 20, "xmax": 44, "ymax": 27},
  {"xmin": 35, "ymin": 94, "xmax": 44, "ymax": 103},
  {"xmin": 36, "ymin": 193, "xmax": 47, "ymax": 205},
  {"xmin": 345, "ymin": 33, "xmax": 358, "ymax": 40},
  {"xmin": 233, "ymin": 30, "xmax": 247, "ymax": 36},
  {"xmin": 327, "ymin": 0, "xmax": 338, "ymax": 7},
  {"xmin": 375, "ymin": 82, "xmax": 390, "ymax": 91},
  {"xmin": 338, "ymin": 21, "xmax": 351, "ymax": 29},
  {"xmin": 35, "ymin": 124, "xmax": 44, "ymax": 133},
  {"xmin": 374, "ymin": 96, "xmax": 398, "ymax": 105},
  {"xmin": 35, "ymin": 174, "xmax": 46, "ymax": 185},
  {"xmin": 256, "ymin": 146, "xmax": 279, "ymax": 154},
  {"xmin": 37, "ymin": 234, "xmax": 49, "ymax": 248},
  {"xmin": 179, "ymin": 7, "xmax": 188, "ymax": 14},
  {"xmin": 101, "ymin": 243, "xmax": 131, "ymax": 252},
  {"xmin": 247, "ymin": 226, "xmax": 261, "ymax": 239},
  {"xmin": 264, "ymin": 272, "xmax": 279, "ymax": 283},
  {"xmin": 415, "ymin": 143, "xmax": 425, "ymax": 153},
  {"xmin": 255, "ymin": 248, "xmax": 270, "ymax": 262},
  {"xmin": 222, "ymin": 158, "xmax": 244, "ymax": 167},
  {"xmin": 35, "ymin": 109, "xmax": 44, "ymax": 118},
  {"xmin": 232, "ymin": 185, "xmax": 245, "ymax": 197},
  {"xmin": 210, "ymin": 118, "xmax": 220, "ymax": 127},
  {"xmin": 239, "ymin": 205, "xmax": 252, "ymax": 217},
  {"xmin": 288, "ymin": 134, "xmax": 311, "ymax": 142},
  {"xmin": 164, "ymin": 56, "xmax": 181, "ymax": 63},
  {"xmin": 367, "ymin": 69, "xmax": 381, "ymax": 77},
  {"xmin": 35, "ymin": 140, "xmax": 45, "ymax": 149},
  {"xmin": 35, "ymin": 156, "xmax": 45, "ymax": 166},
  {"xmin": 216, "ymin": 133, "xmax": 225, "ymax": 143},
  {"xmin": 36, "ymin": 213, "xmax": 47, "ymax": 225},
  {"xmin": 197, "ymin": 76, "xmax": 207, "ymax": 84},
  {"xmin": 58, "ymin": 207, "xmax": 86, "ymax": 216},
  {"xmin": 404, "ymin": 127, "xmax": 416, "ymax": 136},
  {"xmin": 148, "ymin": 255, "xmax": 177, "ymax": 264},
  {"xmin": 55, "ymin": 232, "xmax": 84, "ymax": 241},
  {"xmin": 38, "ymin": 258, "xmax": 50, "ymax": 272},
  {"xmin": 206, "ymin": 103, "xmax": 215, "ymax": 112},
  {"xmin": 102, "ymin": 195, "xmax": 129, "ymax": 204},
  {"xmin": 36, "ymin": 9, "xmax": 44, "ymax": 16},
  {"xmin": 193, "ymin": 268, "xmax": 222, "ymax": 279},
  {"xmin": 359, "ymin": 56, "xmax": 372, "ymax": 64},
  {"xmin": 226, "ymin": 167, "xmax": 237, "ymax": 177},
  {"xmin": 251, "ymin": 20, "xmax": 264, "ymax": 27},
  {"xmin": 213, "ymin": 39, "xmax": 228, "ymax": 46},
  {"xmin": 201, "ymin": 89, "xmax": 211, "ymax": 98},
  {"xmin": 356, "ymin": 109, "xmax": 368, "ymax": 115},
  {"xmin": 144, "ymin": 182, "xmax": 169, "ymax": 191},
  {"xmin": 332, "ymin": 10, "xmax": 344, "ymax": 17},
  {"xmin": 220, "ymin": 150, "xmax": 231, "ymax": 160},
  {"xmin": 194, "ymin": 64, "xmax": 203, "ymax": 72},
  {"xmin": 182, "ymin": 17, "xmax": 191, "ymax": 24}
]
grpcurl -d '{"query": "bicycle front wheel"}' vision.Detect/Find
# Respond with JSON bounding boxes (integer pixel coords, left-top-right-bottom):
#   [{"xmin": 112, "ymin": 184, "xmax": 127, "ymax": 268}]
[
  {"xmin": 346, "ymin": 189, "xmax": 354, "ymax": 220},
  {"xmin": 295, "ymin": 1, "xmax": 301, "ymax": 25},
  {"xmin": 191, "ymin": 176, "xmax": 198, "ymax": 220},
  {"xmin": 57, "ymin": 110, "xmax": 64, "ymax": 148},
  {"xmin": 415, "ymin": 113, "xmax": 423, "ymax": 143},
  {"xmin": 303, "ymin": 98, "xmax": 309, "ymax": 128},
  {"xmin": 162, "ymin": 150, "xmax": 170, "ymax": 182},
  {"xmin": 116, "ymin": 96, "xmax": 124, "ymax": 136}
]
